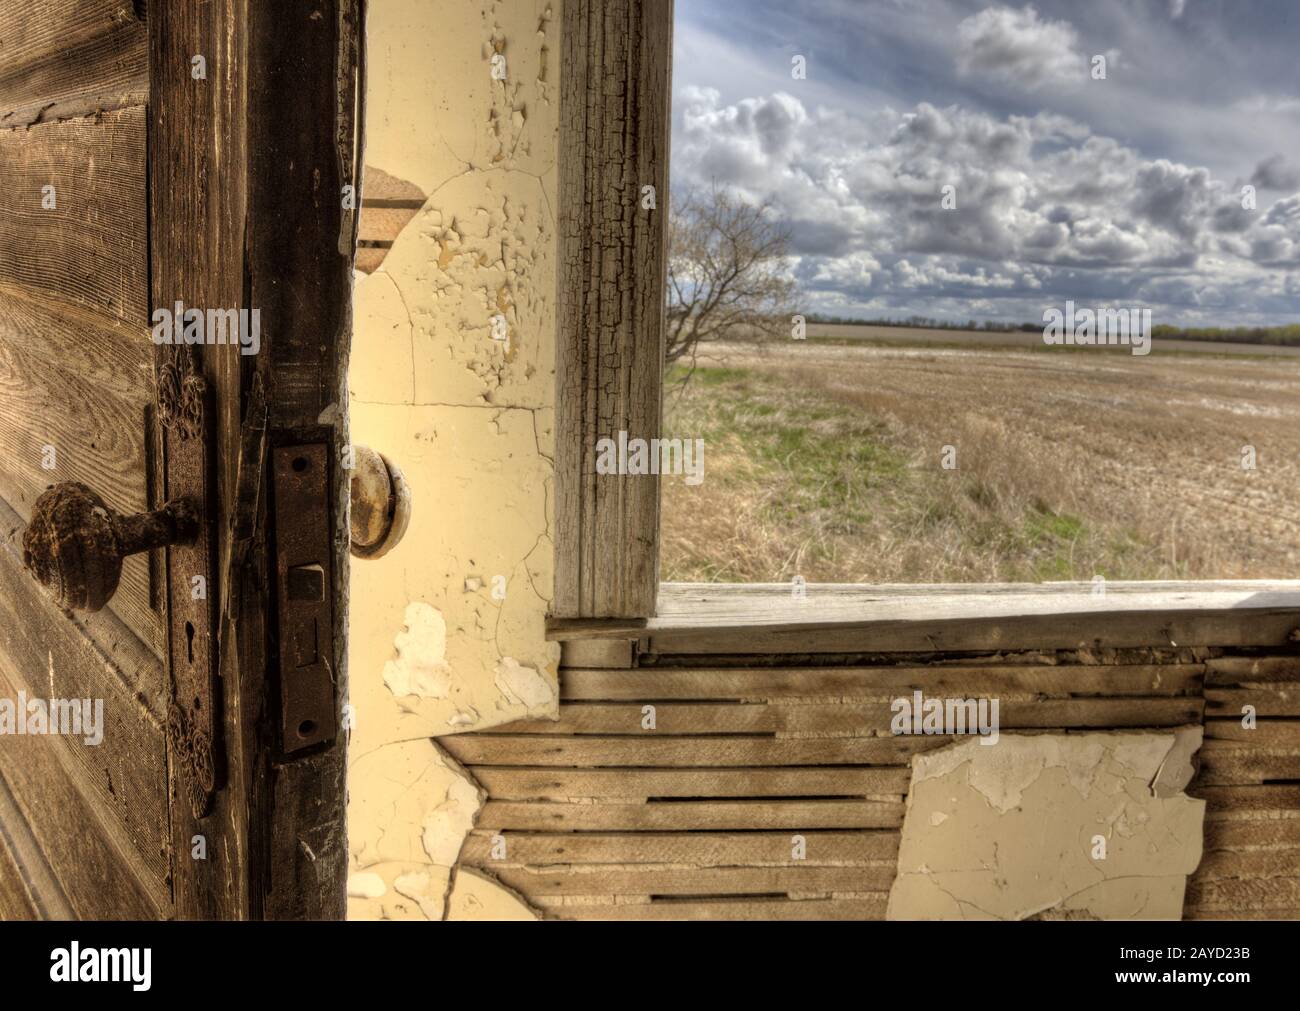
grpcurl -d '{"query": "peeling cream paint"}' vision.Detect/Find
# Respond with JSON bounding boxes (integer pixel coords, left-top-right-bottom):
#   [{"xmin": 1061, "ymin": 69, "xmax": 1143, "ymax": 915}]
[
  {"xmin": 494, "ymin": 656, "xmax": 557, "ymax": 715},
  {"xmin": 346, "ymin": 0, "xmax": 559, "ymax": 921},
  {"xmin": 446, "ymin": 867, "xmax": 541, "ymax": 921},
  {"xmin": 393, "ymin": 870, "xmax": 448, "ymax": 921},
  {"xmin": 382, "ymin": 602, "xmax": 453, "ymax": 700},
  {"xmin": 350, "ymin": 738, "xmax": 483, "ymax": 870},
  {"xmin": 887, "ymin": 729, "xmax": 1206, "ymax": 921},
  {"xmin": 346, "ymin": 872, "xmax": 387, "ymax": 899},
  {"xmin": 348, "ymin": 738, "xmax": 485, "ymax": 921}
]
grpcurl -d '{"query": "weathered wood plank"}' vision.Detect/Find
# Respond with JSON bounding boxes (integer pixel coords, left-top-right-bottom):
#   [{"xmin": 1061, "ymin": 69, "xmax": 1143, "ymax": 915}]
[
  {"xmin": 540, "ymin": 895, "xmax": 888, "ymax": 920},
  {"xmin": 1194, "ymin": 849, "xmax": 1300, "ymax": 880},
  {"xmin": 0, "ymin": 106, "xmax": 147, "ymax": 324},
  {"xmin": 1205, "ymin": 818, "xmax": 1300, "ymax": 849},
  {"xmin": 0, "ymin": 0, "xmax": 147, "ymax": 127},
  {"xmin": 0, "ymin": 499, "xmax": 170, "ymax": 888},
  {"xmin": 651, "ymin": 582, "xmax": 1300, "ymax": 626},
  {"xmin": 643, "ymin": 608, "xmax": 1300, "ymax": 654},
  {"xmin": 1192, "ymin": 785, "xmax": 1300, "ymax": 816},
  {"xmin": 148, "ymin": 0, "xmax": 252, "ymax": 922},
  {"xmin": 1204, "ymin": 719, "xmax": 1300, "ymax": 745},
  {"xmin": 445, "ymin": 734, "xmax": 942, "ymax": 767},
  {"xmin": 0, "ymin": 287, "xmax": 158, "ymax": 649},
  {"xmin": 462, "ymin": 829, "xmax": 899, "ymax": 866},
  {"xmin": 487, "ymin": 864, "xmax": 897, "ymax": 897},
  {"xmin": 1196, "ymin": 741, "xmax": 1300, "ymax": 785},
  {"xmin": 0, "ymin": 831, "xmax": 37, "ymax": 920},
  {"xmin": 1185, "ymin": 907, "xmax": 1300, "ymax": 920},
  {"xmin": 1207, "ymin": 686, "xmax": 1300, "ymax": 718},
  {"xmin": 553, "ymin": 0, "xmax": 673, "ymax": 618},
  {"xmin": 560, "ymin": 637, "xmax": 637, "ymax": 669},
  {"xmin": 0, "ymin": 659, "xmax": 166, "ymax": 920},
  {"xmin": 501, "ymin": 698, "xmax": 1201, "ymax": 736},
  {"xmin": 1206, "ymin": 656, "xmax": 1300, "ymax": 684},
  {"xmin": 657, "ymin": 580, "xmax": 1300, "ymax": 602},
  {"xmin": 0, "ymin": 770, "xmax": 73, "ymax": 920},
  {"xmin": 1185, "ymin": 876, "xmax": 1300, "ymax": 911},
  {"xmin": 545, "ymin": 582, "xmax": 1300, "ymax": 651},
  {"xmin": 244, "ymin": 0, "xmax": 361, "ymax": 923},
  {"xmin": 562, "ymin": 665, "xmax": 1203, "ymax": 700},
  {"xmin": 471, "ymin": 766, "xmax": 911, "ymax": 800},
  {"xmin": 478, "ymin": 798, "xmax": 904, "ymax": 831}
]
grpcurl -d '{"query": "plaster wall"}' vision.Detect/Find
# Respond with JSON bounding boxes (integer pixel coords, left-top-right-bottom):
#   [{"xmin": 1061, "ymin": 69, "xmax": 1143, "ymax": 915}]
[{"xmin": 345, "ymin": 0, "xmax": 558, "ymax": 921}]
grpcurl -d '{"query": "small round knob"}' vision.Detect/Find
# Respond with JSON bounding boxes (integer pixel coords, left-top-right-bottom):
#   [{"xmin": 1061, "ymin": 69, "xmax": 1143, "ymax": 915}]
[
  {"xmin": 350, "ymin": 446, "xmax": 411, "ymax": 559},
  {"xmin": 22, "ymin": 482, "xmax": 198, "ymax": 612}
]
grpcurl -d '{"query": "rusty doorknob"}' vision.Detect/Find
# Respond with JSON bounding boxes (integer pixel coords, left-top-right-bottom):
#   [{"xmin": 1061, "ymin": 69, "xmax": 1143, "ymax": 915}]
[
  {"xmin": 22, "ymin": 482, "xmax": 199, "ymax": 612},
  {"xmin": 350, "ymin": 446, "xmax": 411, "ymax": 559}
]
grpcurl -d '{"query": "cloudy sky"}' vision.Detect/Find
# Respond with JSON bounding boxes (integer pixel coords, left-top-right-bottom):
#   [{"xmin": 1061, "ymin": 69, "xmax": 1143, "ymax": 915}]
[{"xmin": 671, "ymin": 0, "xmax": 1300, "ymax": 327}]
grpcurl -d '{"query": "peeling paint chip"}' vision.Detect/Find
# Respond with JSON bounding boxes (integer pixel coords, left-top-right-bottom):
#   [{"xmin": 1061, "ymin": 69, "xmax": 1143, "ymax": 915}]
[
  {"xmin": 494, "ymin": 657, "xmax": 556, "ymax": 715},
  {"xmin": 383, "ymin": 602, "xmax": 453, "ymax": 700},
  {"xmin": 446, "ymin": 867, "xmax": 539, "ymax": 921},
  {"xmin": 347, "ymin": 872, "xmax": 387, "ymax": 899},
  {"xmin": 887, "ymin": 729, "xmax": 1205, "ymax": 921}
]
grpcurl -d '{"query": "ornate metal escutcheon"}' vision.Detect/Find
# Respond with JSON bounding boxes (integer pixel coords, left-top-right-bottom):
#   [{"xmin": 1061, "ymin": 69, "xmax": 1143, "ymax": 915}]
[{"xmin": 156, "ymin": 344, "xmax": 221, "ymax": 820}]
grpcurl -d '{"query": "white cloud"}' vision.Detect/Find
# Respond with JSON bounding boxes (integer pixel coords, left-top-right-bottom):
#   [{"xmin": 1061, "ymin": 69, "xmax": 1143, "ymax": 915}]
[
  {"xmin": 955, "ymin": 6, "xmax": 1085, "ymax": 88},
  {"xmin": 671, "ymin": 84, "xmax": 1300, "ymax": 322}
]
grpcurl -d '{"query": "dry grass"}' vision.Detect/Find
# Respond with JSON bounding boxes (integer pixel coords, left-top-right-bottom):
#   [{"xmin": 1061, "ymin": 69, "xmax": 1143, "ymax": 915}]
[{"xmin": 661, "ymin": 340, "xmax": 1300, "ymax": 583}]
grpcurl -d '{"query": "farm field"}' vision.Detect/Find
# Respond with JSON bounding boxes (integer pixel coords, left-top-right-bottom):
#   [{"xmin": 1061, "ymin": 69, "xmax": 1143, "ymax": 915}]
[
  {"xmin": 808, "ymin": 322, "xmax": 1300, "ymax": 357},
  {"xmin": 661, "ymin": 335, "xmax": 1300, "ymax": 584}
]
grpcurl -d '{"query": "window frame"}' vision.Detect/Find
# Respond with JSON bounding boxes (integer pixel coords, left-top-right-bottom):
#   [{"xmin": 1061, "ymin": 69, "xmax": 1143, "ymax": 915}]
[{"xmin": 551, "ymin": 0, "xmax": 1300, "ymax": 647}]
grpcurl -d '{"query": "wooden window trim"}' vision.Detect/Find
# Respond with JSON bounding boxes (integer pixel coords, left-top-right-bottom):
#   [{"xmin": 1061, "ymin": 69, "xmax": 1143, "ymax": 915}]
[
  {"xmin": 554, "ymin": 0, "xmax": 672, "ymax": 619},
  {"xmin": 550, "ymin": 581, "xmax": 1300, "ymax": 653},
  {"xmin": 552, "ymin": 2, "xmax": 1300, "ymax": 649}
]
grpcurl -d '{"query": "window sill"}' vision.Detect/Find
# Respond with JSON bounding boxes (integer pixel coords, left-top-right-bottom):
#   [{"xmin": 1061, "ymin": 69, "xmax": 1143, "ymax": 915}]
[{"xmin": 548, "ymin": 580, "xmax": 1300, "ymax": 654}]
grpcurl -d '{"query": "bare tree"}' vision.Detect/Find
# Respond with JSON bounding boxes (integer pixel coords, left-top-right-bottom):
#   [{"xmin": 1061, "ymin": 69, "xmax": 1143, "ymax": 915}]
[{"xmin": 665, "ymin": 185, "xmax": 797, "ymax": 368}]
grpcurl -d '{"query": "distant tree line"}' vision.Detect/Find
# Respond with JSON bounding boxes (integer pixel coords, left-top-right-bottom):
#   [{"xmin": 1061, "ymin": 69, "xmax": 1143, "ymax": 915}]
[
  {"xmin": 1148, "ymin": 323, "xmax": 1300, "ymax": 347},
  {"xmin": 803, "ymin": 314, "xmax": 1300, "ymax": 346},
  {"xmin": 804, "ymin": 313, "xmax": 1040, "ymax": 333}
]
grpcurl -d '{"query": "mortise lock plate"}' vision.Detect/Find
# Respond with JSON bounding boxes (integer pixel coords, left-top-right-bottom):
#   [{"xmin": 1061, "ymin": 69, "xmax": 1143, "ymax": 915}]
[{"xmin": 271, "ymin": 444, "xmax": 337, "ymax": 756}]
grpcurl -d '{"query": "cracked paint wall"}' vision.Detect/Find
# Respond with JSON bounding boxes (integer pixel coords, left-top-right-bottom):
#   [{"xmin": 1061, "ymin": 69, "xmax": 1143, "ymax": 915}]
[
  {"xmin": 887, "ymin": 729, "xmax": 1206, "ymax": 920},
  {"xmin": 346, "ymin": 0, "xmax": 558, "ymax": 920}
]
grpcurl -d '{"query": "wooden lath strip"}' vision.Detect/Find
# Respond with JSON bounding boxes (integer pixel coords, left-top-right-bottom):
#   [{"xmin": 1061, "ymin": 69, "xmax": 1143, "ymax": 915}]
[
  {"xmin": 461, "ymin": 829, "xmax": 899, "ymax": 866},
  {"xmin": 443, "ymin": 734, "xmax": 944, "ymax": 767},
  {"xmin": 354, "ymin": 165, "xmax": 426, "ymax": 274},
  {"xmin": 495, "ymin": 698, "xmax": 1204, "ymax": 736},
  {"xmin": 486, "ymin": 865, "xmax": 898, "ymax": 898},
  {"xmin": 476, "ymin": 799, "xmax": 905, "ymax": 831},
  {"xmin": 471, "ymin": 766, "xmax": 912, "ymax": 800},
  {"xmin": 558, "ymin": 663, "xmax": 1206, "ymax": 699},
  {"xmin": 527, "ymin": 896, "xmax": 889, "ymax": 921}
]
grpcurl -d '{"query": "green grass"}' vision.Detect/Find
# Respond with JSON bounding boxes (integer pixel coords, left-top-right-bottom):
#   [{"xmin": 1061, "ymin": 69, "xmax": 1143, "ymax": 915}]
[
  {"xmin": 661, "ymin": 364, "xmax": 1164, "ymax": 582},
  {"xmin": 667, "ymin": 365, "xmax": 905, "ymax": 536}
]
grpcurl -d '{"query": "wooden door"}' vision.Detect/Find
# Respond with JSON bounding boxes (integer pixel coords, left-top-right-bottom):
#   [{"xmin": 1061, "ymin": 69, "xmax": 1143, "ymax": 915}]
[{"xmin": 0, "ymin": 0, "xmax": 362, "ymax": 920}]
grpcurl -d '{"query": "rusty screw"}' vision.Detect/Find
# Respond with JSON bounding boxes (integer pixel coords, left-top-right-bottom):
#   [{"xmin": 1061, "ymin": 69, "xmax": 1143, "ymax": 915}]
[{"xmin": 22, "ymin": 482, "xmax": 198, "ymax": 612}]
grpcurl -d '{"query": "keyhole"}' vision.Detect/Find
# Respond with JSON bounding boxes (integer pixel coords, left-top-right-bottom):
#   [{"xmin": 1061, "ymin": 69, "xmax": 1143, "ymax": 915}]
[{"xmin": 185, "ymin": 621, "xmax": 195, "ymax": 664}]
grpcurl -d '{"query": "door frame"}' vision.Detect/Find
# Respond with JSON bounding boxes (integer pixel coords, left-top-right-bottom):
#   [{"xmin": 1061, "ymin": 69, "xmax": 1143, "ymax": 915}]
[{"xmin": 148, "ymin": 0, "xmax": 364, "ymax": 920}]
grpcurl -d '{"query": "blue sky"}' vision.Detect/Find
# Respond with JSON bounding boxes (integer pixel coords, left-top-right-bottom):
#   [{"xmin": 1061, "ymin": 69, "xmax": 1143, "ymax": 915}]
[{"xmin": 671, "ymin": 0, "xmax": 1300, "ymax": 326}]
